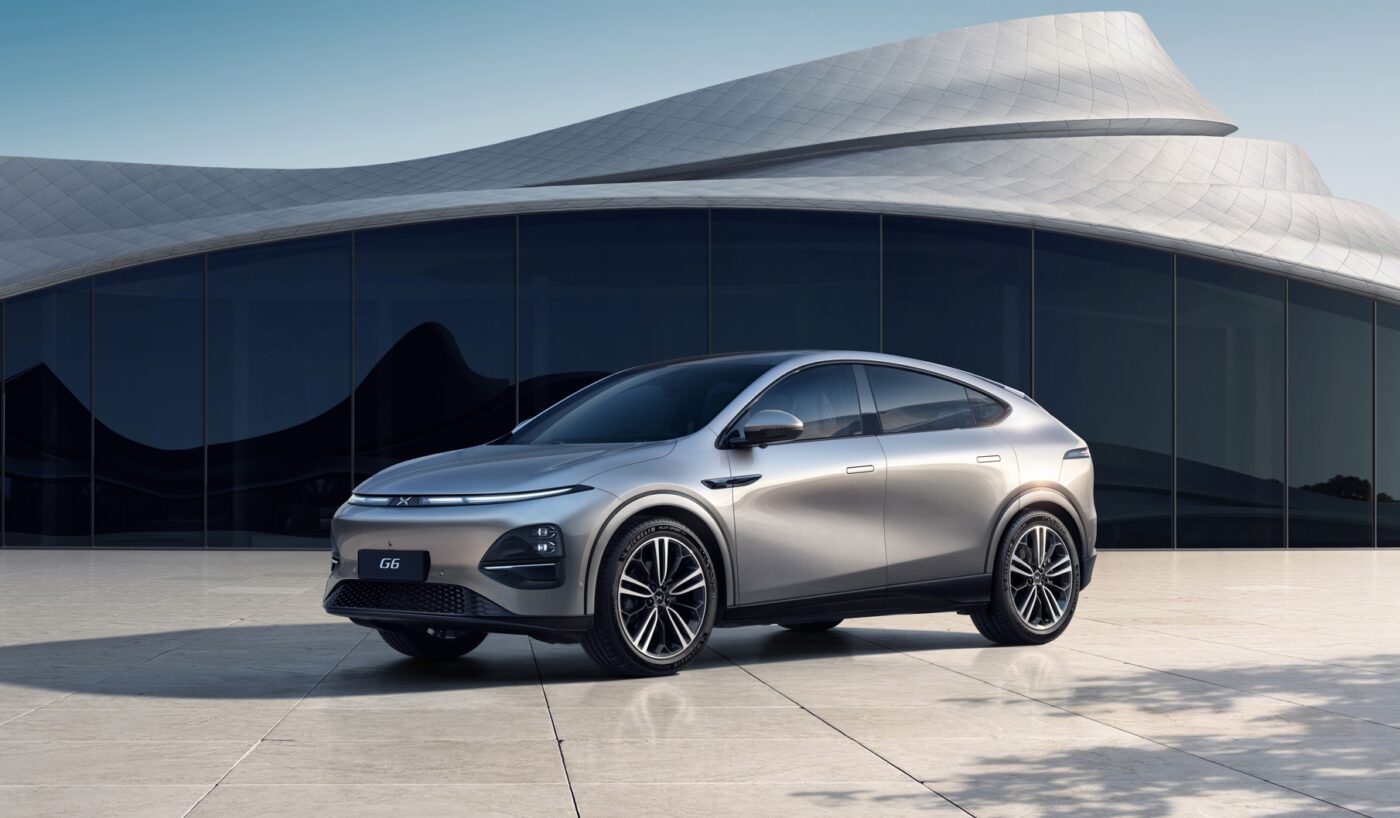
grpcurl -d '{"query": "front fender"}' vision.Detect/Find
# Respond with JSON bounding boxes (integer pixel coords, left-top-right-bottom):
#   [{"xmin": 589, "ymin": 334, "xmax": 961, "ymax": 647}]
[{"xmin": 582, "ymin": 490, "xmax": 736, "ymax": 615}]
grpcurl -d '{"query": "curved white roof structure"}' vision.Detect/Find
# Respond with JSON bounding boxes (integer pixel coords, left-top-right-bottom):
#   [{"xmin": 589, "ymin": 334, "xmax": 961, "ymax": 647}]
[{"xmin": 1, "ymin": 11, "xmax": 1398, "ymax": 298}]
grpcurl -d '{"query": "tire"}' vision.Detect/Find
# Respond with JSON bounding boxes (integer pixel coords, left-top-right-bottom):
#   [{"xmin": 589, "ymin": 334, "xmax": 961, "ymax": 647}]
[
  {"xmin": 582, "ymin": 517, "xmax": 718, "ymax": 677},
  {"xmin": 379, "ymin": 627, "xmax": 487, "ymax": 660},
  {"xmin": 780, "ymin": 620, "xmax": 843, "ymax": 633},
  {"xmin": 972, "ymin": 510, "xmax": 1081, "ymax": 646}
]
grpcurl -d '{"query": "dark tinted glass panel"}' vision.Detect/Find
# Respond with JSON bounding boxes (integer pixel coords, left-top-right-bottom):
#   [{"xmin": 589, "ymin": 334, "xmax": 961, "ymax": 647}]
[
  {"xmin": 509, "ymin": 358, "xmax": 774, "ymax": 445},
  {"xmin": 1035, "ymin": 233, "xmax": 1172, "ymax": 548},
  {"xmin": 882, "ymin": 217, "xmax": 1031, "ymax": 389},
  {"xmin": 867, "ymin": 365, "xmax": 973, "ymax": 433},
  {"xmin": 353, "ymin": 219, "xmax": 516, "ymax": 479},
  {"xmin": 712, "ymin": 210, "xmax": 879, "ymax": 353},
  {"xmin": 518, "ymin": 210, "xmax": 707, "ymax": 419},
  {"xmin": 4, "ymin": 280, "xmax": 91, "ymax": 547},
  {"xmin": 1290, "ymin": 282, "xmax": 1372, "ymax": 547},
  {"xmin": 93, "ymin": 259, "xmax": 204, "ymax": 546},
  {"xmin": 967, "ymin": 390, "xmax": 1007, "ymax": 425},
  {"xmin": 207, "ymin": 236, "xmax": 351, "ymax": 547},
  {"xmin": 1380, "ymin": 302, "xmax": 1400, "ymax": 547},
  {"xmin": 744, "ymin": 364, "xmax": 861, "ymax": 441},
  {"xmin": 1176, "ymin": 258, "xmax": 1285, "ymax": 548}
]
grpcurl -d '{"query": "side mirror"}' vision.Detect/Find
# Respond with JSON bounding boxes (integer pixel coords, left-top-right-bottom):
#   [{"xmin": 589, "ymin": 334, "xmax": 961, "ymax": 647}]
[{"xmin": 735, "ymin": 409, "xmax": 804, "ymax": 447}]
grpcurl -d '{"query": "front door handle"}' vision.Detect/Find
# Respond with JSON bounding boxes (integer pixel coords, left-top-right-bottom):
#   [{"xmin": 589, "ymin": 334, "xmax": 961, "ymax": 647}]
[
  {"xmin": 976, "ymin": 454, "xmax": 1002, "ymax": 463},
  {"xmin": 846, "ymin": 464, "xmax": 875, "ymax": 474}
]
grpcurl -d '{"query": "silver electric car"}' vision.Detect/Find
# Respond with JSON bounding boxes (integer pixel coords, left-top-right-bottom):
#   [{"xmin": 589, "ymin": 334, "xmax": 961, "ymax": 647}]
[{"xmin": 324, "ymin": 351, "xmax": 1097, "ymax": 677}]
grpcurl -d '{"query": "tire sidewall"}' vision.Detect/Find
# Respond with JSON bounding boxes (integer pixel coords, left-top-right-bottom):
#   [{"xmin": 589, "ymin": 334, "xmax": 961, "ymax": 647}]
[
  {"xmin": 995, "ymin": 512, "xmax": 1081, "ymax": 642},
  {"xmin": 600, "ymin": 519, "xmax": 718, "ymax": 672}
]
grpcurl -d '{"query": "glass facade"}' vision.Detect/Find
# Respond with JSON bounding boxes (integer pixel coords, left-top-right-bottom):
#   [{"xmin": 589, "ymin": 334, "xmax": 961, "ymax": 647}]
[
  {"xmin": 519, "ymin": 210, "xmax": 708, "ymax": 418},
  {"xmin": 712, "ymin": 210, "xmax": 879, "ymax": 353},
  {"xmin": 1288, "ymin": 282, "xmax": 1373, "ymax": 548},
  {"xmin": 1, "ymin": 208, "xmax": 1396, "ymax": 549},
  {"xmin": 1380, "ymin": 302, "xmax": 1400, "ymax": 548},
  {"xmin": 5, "ymin": 280, "xmax": 91, "ymax": 547},
  {"xmin": 93, "ymin": 258, "xmax": 205, "ymax": 547},
  {"xmin": 1176, "ymin": 258, "xmax": 1286, "ymax": 548},
  {"xmin": 353, "ymin": 219, "xmax": 515, "ymax": 480},
  {"xmin": 1035, "ymin": 233, "xmax": 1174, "ymax": 549},
  {"xmin": 207, "ymin": 236, "xmax": 352, "ymax": 548},
  {"xmin": 882, "ymin": 217, "xmax": 1031, "ymax": 390}
]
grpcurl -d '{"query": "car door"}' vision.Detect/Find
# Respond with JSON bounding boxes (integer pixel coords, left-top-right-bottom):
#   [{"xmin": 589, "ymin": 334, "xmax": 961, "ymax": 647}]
[
  {"xmin": 864, "ymin": 365, "xmax": 1019, "ymax": 585},
  {"xmin": 725, "ymin": 364, "xmax": 887, "ymax": 604}
]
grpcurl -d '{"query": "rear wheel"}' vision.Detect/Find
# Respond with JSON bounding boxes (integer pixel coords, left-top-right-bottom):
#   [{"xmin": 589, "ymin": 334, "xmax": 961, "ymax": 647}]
[
  {"xmin": 780, "ymin": 620, "xmax": 843, "ymax": 633},
  {"xmin": 972, "ymin": 510, "xmax": 1080, "ymax": 645},
  {"xmin": 379, "ymin": 627, "xmax": 487, "ymax": 660},
  {"xmin": 583, "ymin": 517, "xmax": 717, "ymax": 677}
]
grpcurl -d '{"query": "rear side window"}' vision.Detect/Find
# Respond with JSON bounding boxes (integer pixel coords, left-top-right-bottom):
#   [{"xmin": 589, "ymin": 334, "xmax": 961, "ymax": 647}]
[
  {"xmin": 967, "ymin": 389, "xmax": 1008, "ymax": 425},
  {"xmin": 866, "ymin": 366, "xmax": 1006, "ymax": 433},
  {"xmin": 742, "ymin": 364, "xmax": 863, "ymax": 441}
]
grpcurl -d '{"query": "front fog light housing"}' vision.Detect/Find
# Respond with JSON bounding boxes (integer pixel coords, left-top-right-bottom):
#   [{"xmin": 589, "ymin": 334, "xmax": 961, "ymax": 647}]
[{"xmin": 480, "ymin": 524, "xmax": 566, "ymax": 589}]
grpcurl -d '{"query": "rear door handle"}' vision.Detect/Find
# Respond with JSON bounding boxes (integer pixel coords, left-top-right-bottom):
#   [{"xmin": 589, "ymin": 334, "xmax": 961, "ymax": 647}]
[
  {"xmin": 976, "ymin": 454, "xmax": 1001, "ymax": 463},
  {"xmin": 846, "ymin": 464, "xmax": 875, "ymax": 474}
]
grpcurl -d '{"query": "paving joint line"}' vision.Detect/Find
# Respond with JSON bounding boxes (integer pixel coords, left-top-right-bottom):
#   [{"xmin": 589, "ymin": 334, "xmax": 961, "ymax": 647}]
[
  {"xmin": 528, "ymin": 639, "xmax": 581, "ymax": 818},
  {"xmin": 704, "ymin": 644, "xmax": 976, "ymax": 817},
  {"xmin": 179, "ymin": 626, "xmax": 370, "ymax": 817}
]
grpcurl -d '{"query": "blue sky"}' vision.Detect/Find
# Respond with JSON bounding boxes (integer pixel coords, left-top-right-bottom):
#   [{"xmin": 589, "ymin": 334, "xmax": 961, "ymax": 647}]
[{"xmin": 2, "ymin": 1, "xmax": 1396, "ymax": 215}]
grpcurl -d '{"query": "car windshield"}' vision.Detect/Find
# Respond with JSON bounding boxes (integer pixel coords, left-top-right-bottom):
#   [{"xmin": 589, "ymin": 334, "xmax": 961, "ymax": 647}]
[{"xmin": 503, "ymin": 358, "xmax": 781, "ymax": 445}]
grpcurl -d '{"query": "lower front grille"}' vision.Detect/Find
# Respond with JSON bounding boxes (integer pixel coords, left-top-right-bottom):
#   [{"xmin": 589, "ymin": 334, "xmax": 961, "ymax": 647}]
[{"xmin": 326, "ymin": 580, "xmax": 508, "ymax": 617}]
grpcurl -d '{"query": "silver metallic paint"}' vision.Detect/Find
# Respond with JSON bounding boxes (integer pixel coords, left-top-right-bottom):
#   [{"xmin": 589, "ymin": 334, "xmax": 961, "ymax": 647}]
[{"xmin": 326, "ymin": 351, "xmax": 1096, "ymax": 626}]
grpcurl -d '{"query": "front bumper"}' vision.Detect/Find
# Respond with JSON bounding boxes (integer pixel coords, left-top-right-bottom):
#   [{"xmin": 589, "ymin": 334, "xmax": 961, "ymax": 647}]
[
  {"xmin": 324, "ymin": 487, "xmax": 615, "ymax": 619},
  {"xmin": 323, "ymin": 578, "xmax": 593, "ymax": 642}
]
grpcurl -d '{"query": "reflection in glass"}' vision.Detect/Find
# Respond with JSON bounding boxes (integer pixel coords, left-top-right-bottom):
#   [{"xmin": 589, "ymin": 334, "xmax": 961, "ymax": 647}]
[
  {"xmin": 1175, "ymin": 258, "xmax": 1285, "ymax": 547},
  {"xmin": 866, "ymin": 365, "xmax": 975, "ymax": 433},
  {"xmin": 882, "ymin": 217, "xmax": 1031, "ymax": 390},
  {"xmin": 712, "ymin": 210, "xmax": 879, "ymax": 354},
  {"xmin": 207, "ymin": 236, "xmax": 351, "ymax": 547},
  {"xmin": 1034, "ymin": 233, "xmax": 1173, "ymax": 548},
  {"xmin": 519, "ymin": 210, "xmax": 708, "ymax": 419},
  {"xmin": 94, "ymin": 259, "xmax": 205, "ymax": 546},
  {"xmin": 1290, "ymin": 282, "xmax": 1373, "ymax": 547},
  {"xmin": 4, "ymin": 280, "xmax": 92, "ymax": 547},
  {"xmin": 353, "ymin": 219, "xmax": 516, "ymax": 479},
  {"xmin": 743, "ymin": 364, "xmax": 862, "ymax": 441},
  {"xmin": 1380, "ymin": 302, "xmax": 1400, "ymax": 547}
]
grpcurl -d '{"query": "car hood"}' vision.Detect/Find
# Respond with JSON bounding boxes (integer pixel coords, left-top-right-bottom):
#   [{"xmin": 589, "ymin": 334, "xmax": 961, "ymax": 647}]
[{"xmin": 354, "ymin": 441, "xmax": 675, "ymax": 495}]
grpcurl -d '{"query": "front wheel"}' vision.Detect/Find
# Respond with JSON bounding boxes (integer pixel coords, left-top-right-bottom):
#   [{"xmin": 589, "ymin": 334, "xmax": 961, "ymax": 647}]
[
  {"xmin": 582, "ymin": 517, "xmax": 718, "ymax": 677},
  {"xmin": 971, "ymin": 510, "xmax": 1081, "ymax": 645},
  {"xmin": 379, "ymin": 627, "xmax": 487, "ymax": 660}
]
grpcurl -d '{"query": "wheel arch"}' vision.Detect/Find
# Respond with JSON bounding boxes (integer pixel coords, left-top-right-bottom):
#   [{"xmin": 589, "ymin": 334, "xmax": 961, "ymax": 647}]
[
  {"xmin": 583, "ymin": 491, "xmax": 734, "ymax": 615},
  {"xmin": 983, "ymin": 485, "xmax": 1090, "ymax": 575}
]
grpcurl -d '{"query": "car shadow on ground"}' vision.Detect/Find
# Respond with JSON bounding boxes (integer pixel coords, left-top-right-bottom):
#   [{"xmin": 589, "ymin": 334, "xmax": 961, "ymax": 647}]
[
  {"xmin": 1, "ymin": 621, "xmax": 987, "ymax": 699},
  {"xmin": 5, "ymin": 623, "xmax": 1397, "ymax": 815}
]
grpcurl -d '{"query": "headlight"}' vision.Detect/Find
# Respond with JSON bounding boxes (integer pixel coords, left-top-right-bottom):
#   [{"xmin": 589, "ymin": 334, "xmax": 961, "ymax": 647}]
[
  {"xmin": 480, "ymin": 524, "xmax": 566, "ymax": 589},
  {"xmin": 1064, "ymin": 447, "xmax": 1091, "ymax": 460},
  {"xmin": 347, "ymin": 486, "xmax": 589, "ymax": 507}
]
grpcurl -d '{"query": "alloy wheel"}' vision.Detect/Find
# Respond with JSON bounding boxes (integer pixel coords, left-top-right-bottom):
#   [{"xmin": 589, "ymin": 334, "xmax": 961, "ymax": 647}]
[
  {"xmin": 616, "ymin": 535, "xmax": 708, "ymax": 660},
  {"xmin": 1008, "ymin": 524, "xmax": 1074, "ymax": 632}
]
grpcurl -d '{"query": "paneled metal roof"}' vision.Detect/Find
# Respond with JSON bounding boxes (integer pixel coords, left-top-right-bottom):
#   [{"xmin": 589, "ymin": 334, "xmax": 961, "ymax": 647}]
[{"xmin": 1, "ymin": 11, "xmax": 1397, "ymax": 298}]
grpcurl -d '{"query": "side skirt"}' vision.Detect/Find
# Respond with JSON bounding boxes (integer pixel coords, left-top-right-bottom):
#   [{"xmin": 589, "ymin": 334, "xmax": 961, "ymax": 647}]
[{"xmin": 718, "ymin": 574, "xmax": 992, "ymax": 628}]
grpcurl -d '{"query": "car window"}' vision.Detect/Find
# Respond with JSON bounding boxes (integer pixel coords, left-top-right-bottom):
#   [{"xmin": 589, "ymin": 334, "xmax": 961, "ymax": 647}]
[
  {"xmin": 506, "ymin": 358, "xmax": 776, "ymax": 444},
  {"xmin": 866, "ymin": 366, "xmax": 976, "ymax": 433},
  {"xmin": 967, "ymin": 388, "xmax": 1008, "ymax": 425},
  {"xmin": 741, "ymin": 364, "xmax": 863, "ymax": 441}
]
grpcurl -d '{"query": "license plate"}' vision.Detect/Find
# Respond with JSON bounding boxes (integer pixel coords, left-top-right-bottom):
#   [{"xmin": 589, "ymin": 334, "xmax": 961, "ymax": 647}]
[{"xmin": 358, "ymin": 550, "xmax": 429, "ymax": 582}]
